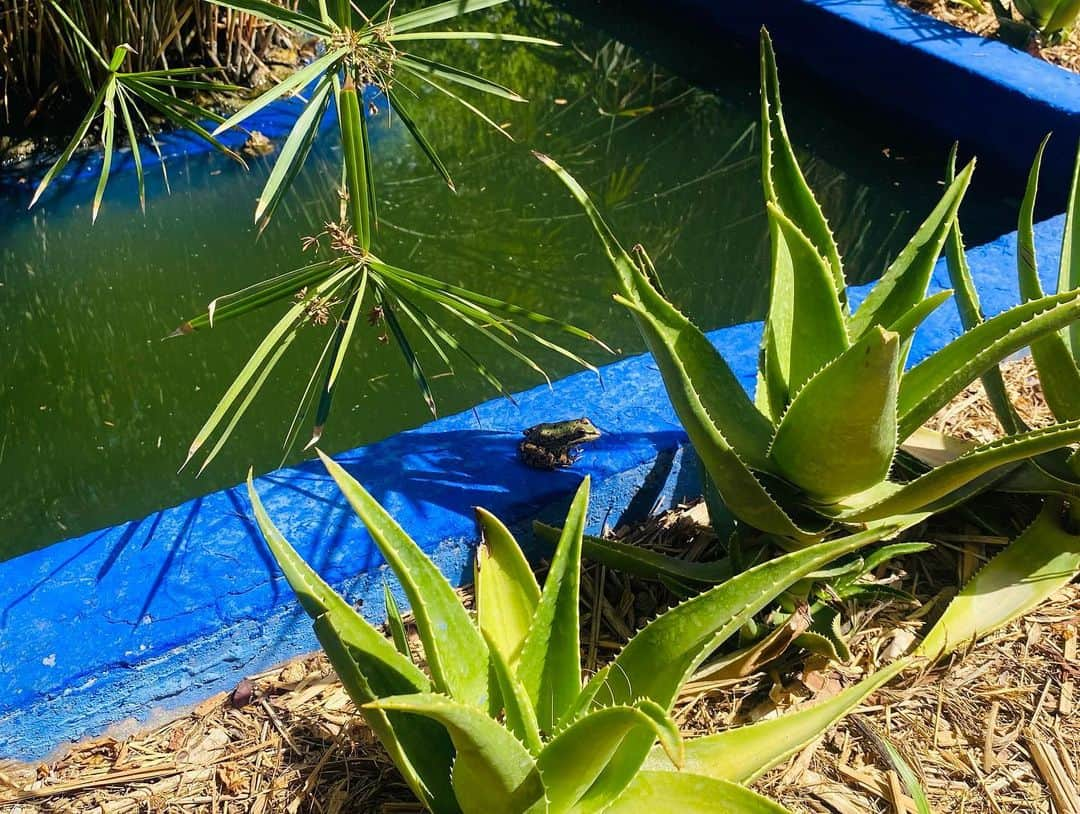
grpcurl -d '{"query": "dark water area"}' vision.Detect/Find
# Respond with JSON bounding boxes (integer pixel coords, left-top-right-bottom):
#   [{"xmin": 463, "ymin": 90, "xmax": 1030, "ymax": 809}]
[{"xmin": 0, "ymin": 0, "xmax": 1021, "ymax": 559}]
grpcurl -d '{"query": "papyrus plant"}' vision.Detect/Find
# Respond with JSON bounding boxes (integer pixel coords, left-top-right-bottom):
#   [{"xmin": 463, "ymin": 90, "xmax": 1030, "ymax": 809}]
[
  {"xmin": 536, "ymin": 29, "xmax": 1080, "ymax": 554},
  {"xmin": 247, "ymin": 457, "xmax": 904, "ymax": 813}
]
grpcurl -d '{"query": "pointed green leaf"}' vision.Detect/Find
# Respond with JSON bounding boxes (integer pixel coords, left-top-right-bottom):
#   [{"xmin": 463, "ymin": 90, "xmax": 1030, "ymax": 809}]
[
  {"xmin": 475, "ymin": 508, "xmax": 541, "ymax": 665},
  {"xmin": 537, "ymin": 701, "xmax": 683, "ymax": 813},
  {"xmin": 1018, "ymin": 136, "xmax": 1080, "ymax": 421},
  {"xmin": 831, "ymin": 419, "xmax": 1080, "ymax": 522},
  {"xmin": 318, "ymin": 451, "xmax": 493, "ymax": 711},
  {"xmin": 338, "ymin": 75, "xmax": 372, "ymax": 247},
  {"xmin": 769, "ymin": 326, "xmax": 900, "ymax": 501},
  {"xmin": 398, "ymin": 54, "xmax": 525, "ymax": 101},
  {"xmin": 482, "ymin": 629, "xmax": 543, "ymax": 755},
  {"xmin": 91, "ymin": 78, "xmax": 118, "ymax": 223},
  {"xmin": 115, "ymin": 87, "xmax": 145, "ymax": 213},
  {"xmin": 203, "ymin": 0, "xmax": 334, "ymax": 35},
  {"xmin": 368, "ymin": 693, "xmax": 546, "ymax": 814},
  {"xmin": 849, "ymin": 161, "xmax": 973, "ymax": 340},
  {"xmin": 516, "ymin": 477, "xmax": 589, "ymax": 732},
  {"xmin": 759, "ymin": 29, "xmax": 844, "ymax": 307},
  {"xmin": 30, "ymin": 81, "xmax": 108, "ymax": 209},
  {"xmin": 643, "ymin": 660, "xmax": 906, "ymax": 784},
  {"xmin": 388, "ymin": 0, "xmax": 510, "ymax": 34},
  {"xmin": 916, "ymin": 499, "xmax": 1080, "ymax": 662},
  {"xmin": 387, "ymin": 86, "xmax": 455, "ymax": 189},
  {"xmin": 383, "ymin": 582, "xmax": 413, "ymax": 661},
  {"xmin": 898, "ymin": 289, "xmax": 1080, "ymax": 438},
  {"xmin": 606, "ymin": 771, "xmax": 794, "ymax": 814},
  {"xmin": 255, "ymin": 75, "xmax": 333, "ymax": 227},
  {"xmin": 762, "ymin": 203, "xmax": 849, "ymax": 406},
  {"xmin": 1060, "ymin": 141, "xmax": 1080, "ymax": 357},
  {"xmin": 574, "ymin": 527, "xmax": 897, "ymax": 810}
]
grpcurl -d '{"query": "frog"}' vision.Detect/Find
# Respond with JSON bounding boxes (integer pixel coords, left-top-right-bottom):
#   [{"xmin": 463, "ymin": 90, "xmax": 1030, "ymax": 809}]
[{"xmin": 518, "ymin": 417, "xmax": 602, "ymax": 470}]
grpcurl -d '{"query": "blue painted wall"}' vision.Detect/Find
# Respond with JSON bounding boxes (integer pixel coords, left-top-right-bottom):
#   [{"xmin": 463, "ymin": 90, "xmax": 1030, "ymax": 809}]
[{"xmin": 0, "ymin": 209, "xmax": 1068, "ymax": 760}]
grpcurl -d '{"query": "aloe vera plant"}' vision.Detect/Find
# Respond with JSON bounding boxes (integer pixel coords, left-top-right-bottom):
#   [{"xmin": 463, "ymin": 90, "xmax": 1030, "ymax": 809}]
[
  {"xmin": 959, "ymin": 0, "xmax": 1080, "ymax": 43},
  {"xmin": 536, "ymin": 29, "xmax": 1080, "ymax": 556},
  {"xmin": 247, "ymin": 455, "xmax": 907, "ymax": 812}
]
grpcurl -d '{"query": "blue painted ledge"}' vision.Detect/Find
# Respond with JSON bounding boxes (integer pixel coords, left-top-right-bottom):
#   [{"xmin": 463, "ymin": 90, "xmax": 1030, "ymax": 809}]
[
  {"xmin": 679, "ymin": 0, "xmax": 1080, "ymax": 183},
  {"xmin": 0, "ymin": 210, "xmax": 1068, "ymax": 760}
]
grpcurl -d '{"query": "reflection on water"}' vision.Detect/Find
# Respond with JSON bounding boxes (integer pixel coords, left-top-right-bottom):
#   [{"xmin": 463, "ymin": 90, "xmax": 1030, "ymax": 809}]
[{"xmin": 0, "ymin": 1, "xmax": 1016, "ymax": 558}]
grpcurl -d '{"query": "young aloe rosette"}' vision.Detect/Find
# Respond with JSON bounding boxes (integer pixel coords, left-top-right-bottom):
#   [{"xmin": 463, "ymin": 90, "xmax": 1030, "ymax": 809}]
[
  {"xmin": 536, "ymin": 28, "xmax": 1080, "ymax": 552},
  {"xmin": 247, "ymin": 454, "xmax": 903, "ymax": 812},
  {"xmin": 961, "ymin": 0, "xmax": 1080, "ymax": 43}
]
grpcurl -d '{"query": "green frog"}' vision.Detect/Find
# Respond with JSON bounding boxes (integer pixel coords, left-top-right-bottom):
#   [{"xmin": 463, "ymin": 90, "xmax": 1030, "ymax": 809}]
[{"xmin": 518, "ymin": 417, "xmax": 602, "ymax": 470}]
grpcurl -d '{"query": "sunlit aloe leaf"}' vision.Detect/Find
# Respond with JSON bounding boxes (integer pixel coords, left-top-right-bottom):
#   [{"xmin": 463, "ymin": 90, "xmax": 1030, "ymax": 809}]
[
  {"xmin": 387, "ymin": 0, "xmax": 510, "ymax": 34},
  {"xmin": 533, "ymin": 521, "xmax": 733, "ymax": 586},
  {"xmin": 897, "ymin": 289, "xmax": 1080, "ymax": 438},
  {"xmin": 213, "ymin": 46, "xmax": 348, "ymax": 136},
  {"xmin": 915, "ymin": 498, "xmax": 1080, "ymax": 662},
  {"xmin": 204, "ymin": 0, "xmax": 335, "ymax": 35},
  {"xmin": 482, "ymin": 629, "xmax": 543, "ymax": 756},
  {"xmin": 606, "ymin": 771, "xmax": 794, "ymax": 814},
  {"xmin": 537, "ymin": 700, "xmax": 683, "ymax": 813},
  {"xmin": 383, "ymin": 581, "xmax": 412, "ymax": 661},
  {"xmin": 848, "ymin": 161, "xmax": 973, "ymax": 340},
  {"xmin": 1019, "ymin": 137, "xmax": 1080, "ymax": 421},
  {"xmin": 1060, "ymin": 141, "xmax": 1080, "ymax": 357},
  {"xmin": 516, "ymin": 477, "xmax": 589, "ymax": 732},
  {"xmin": 572, "ymin": 526, "xmax": 896, "ymax": 810},
  {"xmin": 642, "ymin": 659, "xmax": 906, "ymax": 784},
  {"xmin": 763, "ymin": 203, "xmax": 849, "ymax": 405},
  {"xmin": 758, "ymin": 29, "xmax": 844, "ymax": 306},
  {"xmin": 367, "ymin": 693, "xmax": 546, "ymax": 814},
  {"xmin": 829, "ymin": 419, "xmax": 1080, "ymax": 522},
  {"xmin": 398, "ymin": 53, "xmax": 525, "ymax": 101},
  {"xmin": 317, "ymin": 450, "xmax": 493, "ymax": 711},
  {"xmin": 769, "ymin": 326, "xmax": 899, "ymax": 501},
  {"xmin": 254, "ymin": 75, "xmax": 334, "ymax": 228},
  {"xmin": 475, "ymin": 508, "xmax": 541, "ymax": 665},
  {"xmin": 29, "ymin": 81, "xmax": 108, "ymax": 209}
]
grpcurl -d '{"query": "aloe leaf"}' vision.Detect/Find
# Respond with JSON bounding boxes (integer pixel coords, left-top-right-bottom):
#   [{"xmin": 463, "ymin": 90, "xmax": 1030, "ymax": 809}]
[
  {"xmin": 318, "ymin": 451, "xmax": 493, "ymax": 711},
  {"xmin": 482, "ymin": 629, "xmax": 543, "ymax": 755},
  {"xmin": 537, "ymin": 701, "xmax": 683, "ymax": 813},
  {"xmin": 114, "ymin": 87, "xmax": 145, "ymax": 213},
  {"xmin": 877, "ymin": 736, "xmax": 932, "ymax": 814},
  {"xmin": 848, "ymin": 160, "xmax": 973, "ymax": 340},
  {"xmin": 203, "ymin": 0, "xmax": 334, "ymax": 35},
  {"xmin": 831, "ymin": 419, "xmax": 1080, "ymax": 522},
  {"xmin": 605, "ymin": 771, "xmax": 794, "ymax": 814},
  {"xmin": 916, "ymin": 498, "xmax": 1080, "ymax": 662},
  {"xmin": 397, "ymin": 53, "xmax": 525, "ymax": 101},
  {"xmin": 769, "ymin": 326, "xmax": 900, "ymax": 501},
  {"xmin": 533, "ymin": 521, "xmax": 733, "ymax": 586},
  {"xmin": 763, "ymin": 203, "xmax": 849, "ymax": 405},
  {"xmin": 29, "ymin": 80, "xmax": 108, "ymax": 209},
  {"xmin": 759, "ymin": 29, "xmax": 844, "ymax": 307},
  {"xmin": 643, "ymin": 659, "xmax": 906, "ymax": 784},
  {"xmin": 1061, "ymin": 141, "xmax": 1080, "ymax": 358},
  {"xmin": 367, "ymin": 693, "xmax": 546, "ymax": 814},
  {"xmin": 388, "ymin": 0, "xmax": 510, "ymax": 34},
  {"xmin": 573, "ymin": 527, "xmax": 896, "ymax": 809},
  {"xmin": 213, "ymin": 47, "xmax": 346, "ymax": 136},
  {"xmin": 383, "ymin": 581, "xmax": 412, "ymax": 660},
  {"xmin": 516, "ymin": 477, "xmax": 589, "ymax": 733},
  {"xmin": 1019, "ymin": 137, "xmax": 1080, "ymax": 421},
  {"xmin": 889, "ymin": 289, "xmax": 953, "ymax": 370},
  {"xmin": 387, "ymin": 86, "xmax": 455, "ymax": 190},
  {"xmin": 475, "ymin": 508, "xmax": 541, "ymax": 665},
  {"xmin": 252, "ymin": 74, "xmax": 332, "ymax": 227},
  {"xmin": 897, "ymin": 289, "xmax": 1080, "ymax": 438}
]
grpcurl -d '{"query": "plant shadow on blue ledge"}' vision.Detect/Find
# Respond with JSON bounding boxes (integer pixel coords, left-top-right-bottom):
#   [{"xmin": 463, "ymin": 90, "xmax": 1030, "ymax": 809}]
[
  {"xmin": 247, "ymin": 452, "xmax": 912, "ymax": 813},
  {"xmin": 534, "ymin": 27, "xmax": 1080, "ymax": 665}
]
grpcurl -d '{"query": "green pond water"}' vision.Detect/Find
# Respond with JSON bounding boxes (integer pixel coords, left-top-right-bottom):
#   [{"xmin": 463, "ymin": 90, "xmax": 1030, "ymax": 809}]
[{"xmin": 0, "ymin": 1, "xmax": 1020, "ymax": 559}]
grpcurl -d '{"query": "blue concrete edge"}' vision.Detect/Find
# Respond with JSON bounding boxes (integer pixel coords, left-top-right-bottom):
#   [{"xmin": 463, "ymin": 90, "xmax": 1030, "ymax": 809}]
[
  {"xmin": 688, "ymin": 0, "xmax": 1080, "ymax": 182},
  {"xmin": 0, "ymin": 210, "xmax": 1068, "ymax": 760}
]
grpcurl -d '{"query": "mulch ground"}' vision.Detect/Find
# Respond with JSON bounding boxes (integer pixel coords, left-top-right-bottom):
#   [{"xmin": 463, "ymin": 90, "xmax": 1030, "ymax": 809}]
[
  {"xmin": 896, "ymin": 0, "xmax": 1080, "ymax": 73},
  {"xmin": 1, "ymin": 357, "xmax": 1077, "ymax": 813}
]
